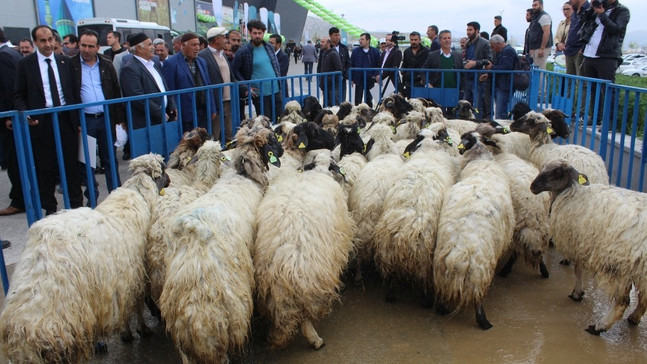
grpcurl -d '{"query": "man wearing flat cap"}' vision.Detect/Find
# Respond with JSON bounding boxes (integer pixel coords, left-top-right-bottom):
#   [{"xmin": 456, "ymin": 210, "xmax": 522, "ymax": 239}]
[
  {"xmin": 120, "ymin": 32, "xmax": 176, "ymax": 134},
  {"xmin": 163, "ymin": 32, "xmax": 215, "ymax": 133},
  {"xmin": 198, "ymin": 26, "xmax": 237, "ymax": 142}
]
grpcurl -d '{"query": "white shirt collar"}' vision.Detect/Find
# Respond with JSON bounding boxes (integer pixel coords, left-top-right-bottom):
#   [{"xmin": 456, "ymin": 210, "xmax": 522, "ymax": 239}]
[
  {"xmin": 208, "ymin": 45, "xmax": 225, "ymax": 57},
  {"xmin": 134, "ymin": 54, "xmax": 154, "ymax": 67},
  {"xmin": 37, "ymin": 49, "xmax": 56, "ymax": 63}
]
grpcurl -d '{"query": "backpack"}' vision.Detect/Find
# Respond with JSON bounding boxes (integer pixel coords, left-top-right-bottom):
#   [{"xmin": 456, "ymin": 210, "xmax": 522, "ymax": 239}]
[{"xmin": 513, "ymin": 55, "xmax": 531, "ymax": 91}]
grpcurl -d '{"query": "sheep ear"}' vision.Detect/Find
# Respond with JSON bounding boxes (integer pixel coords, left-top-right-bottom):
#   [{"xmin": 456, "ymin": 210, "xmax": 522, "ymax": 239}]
[
  {"xmin": 403, "ymin": 135, "xmax": 425, "ymax": 158},
  {"xmin": 154, "ymin": 171, "xmax": 170, "ymax": 193},
  {"xmin": 482, "ymin": 138, "xmax": 500, "ymax": 149},
  {"xmin": 363, "ymin": 138, "xmax": 375, "ymax": 155},
  {"xmin": 385, "ymin": 98, "xmax": 395, "ymax": 108},
  {"xmin": 568, "ymin": 166, "xmax": 590, "ymax": 186},
  {"xmin": 223, "ymin": 139, "xmax": 238, "ymax": 150},
  {"xmin": 303, "ymin": 161, "xmax": 316, "ymax": 171}
]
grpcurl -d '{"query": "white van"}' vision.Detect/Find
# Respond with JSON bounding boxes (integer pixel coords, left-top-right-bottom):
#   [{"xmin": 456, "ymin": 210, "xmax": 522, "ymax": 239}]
[{"xmin": 77, "ymin": 18, "xmax": 172, "ymax": 53}]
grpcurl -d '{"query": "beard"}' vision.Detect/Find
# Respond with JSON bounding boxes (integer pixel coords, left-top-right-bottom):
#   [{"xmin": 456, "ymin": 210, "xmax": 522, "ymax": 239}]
[{"xmin": 251, "ymin": 38, "xmax": 262, "ymax": 46}]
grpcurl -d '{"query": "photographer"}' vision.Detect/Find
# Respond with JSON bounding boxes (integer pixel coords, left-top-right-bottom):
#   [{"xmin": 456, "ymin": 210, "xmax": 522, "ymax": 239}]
[{"xmin": 579, "ymin": 0, "xmax": 630, "ymax": 83}]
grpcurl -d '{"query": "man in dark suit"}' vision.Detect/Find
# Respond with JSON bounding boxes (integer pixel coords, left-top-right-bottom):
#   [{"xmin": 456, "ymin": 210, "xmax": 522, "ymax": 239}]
[
  {"xmin": 328, "ymin": 27, "xmax": 350, "ymax": 102},
  {"xmin": 198, "ymin": 27, "xmax": 237, "ymax": 142},
  {"xmin": 120, "ymin": 33, "xmax": 177, "ymax": 131},
  {"xmin": 376, "ymin": 33, "xmax": 403, "ymax": 97},
  {"xmin": 0, "ymin": 27, "xmax": 25, "ymax": 217},
  {"xmin": 269, "ymin": 33, "xmax": 290, "ymax": 99},
  {"xmin": 162, "ymin": 32, "xmax": 215, "ymax": 133},
  {"xmin": 13, "ymin": 25, "xmax": 83, "ymax": 215},
  {"xmin": 71, "ymin": 29, "xmax": 124, "ymax": 201},
  {"xmin": 317, "ymin": 37, "xmax": 343, "ymax": 107}
]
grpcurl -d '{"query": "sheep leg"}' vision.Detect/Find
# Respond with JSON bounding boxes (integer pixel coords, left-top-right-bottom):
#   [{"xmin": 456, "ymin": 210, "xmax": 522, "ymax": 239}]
[
  {"xmin": 94, "ymin": 341, "xmax": 108, "ymax": 355},
  {"xmin": 385, "ymin": 277, "xmax": 397, "ymax": 303},
  {"xmin": 420, "ymin": 289, "xmax": 434, "ymax": 309},
  {"xmin": 498, "ymin": 253, "xmax": 517, "ymax": 278},
  {"xmin": 475, "ymin": 303, "xmax": 493, "ymax": 330},
  {"xmin": 436, "ymin": 299, "xmax": 451, "ymax": 316},
  {"xmin": 569, "ymin": 264, "xmax": 585, "ymax": 302},
  {"xmin": 135, "ymin": 309, "xmax": 153, "ymax": 338},
  {"xmin": 586, "ymin": 285, "xmax": 632, "ymax": 335},
  {"xmin": 628, "ymin": 290, "xmax": 646, "ymax": 326},
  {"xmin": 300, "ymin": 319, "xmax": 325, "ymax": 350},
  {"xmin": 353, "ymin": 255, "xmax": 364, "ymax": 287},
  {"xmin": 539, "ymin": 256, "xmax": 550, "ymax": 279}
]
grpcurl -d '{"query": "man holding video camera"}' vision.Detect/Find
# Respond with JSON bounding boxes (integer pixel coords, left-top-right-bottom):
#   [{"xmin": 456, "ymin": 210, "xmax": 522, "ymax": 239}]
[{"xmin": 579, "ymin": 0, "xmax": 630, "ymax": 83}]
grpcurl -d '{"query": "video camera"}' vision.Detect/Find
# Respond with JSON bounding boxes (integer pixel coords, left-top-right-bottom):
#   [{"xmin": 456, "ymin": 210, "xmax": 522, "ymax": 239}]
[
  {"xmin": 391, "ymin": 31, "xmax": 406, "ymax": 45},
  {"xmin": 591, "ymin": 0, "xmax": 607, "ymax": 8}
]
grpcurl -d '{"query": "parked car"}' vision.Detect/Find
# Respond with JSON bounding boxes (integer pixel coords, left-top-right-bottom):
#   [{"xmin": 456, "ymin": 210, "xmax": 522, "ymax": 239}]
[
  {"xmin": 616, "ymin": 58, "xmax": 647, "ymax": 74},
  {"xmin": 622, "ymin": 53, "xmax": 646, "ymax": 62},
  {"xmin": 620, "ymin": 63, "xmax": 647, "ymax": 77}
]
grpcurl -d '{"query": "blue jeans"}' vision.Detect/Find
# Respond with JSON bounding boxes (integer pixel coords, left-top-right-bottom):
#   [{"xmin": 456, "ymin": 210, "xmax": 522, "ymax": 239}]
[
  {"xmin": 80, "ymin": 115, "xmax": 122, "ymax": 202},
  {"xmin": 495, "ymin": 88, "xmax": 511, "ymax": 119}
]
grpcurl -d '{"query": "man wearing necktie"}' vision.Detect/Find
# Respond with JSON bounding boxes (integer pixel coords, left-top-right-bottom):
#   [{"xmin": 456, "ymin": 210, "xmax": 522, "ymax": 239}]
[{"xmin": 13, "ymin": 25, "xmax": 83, "ymax": 216}]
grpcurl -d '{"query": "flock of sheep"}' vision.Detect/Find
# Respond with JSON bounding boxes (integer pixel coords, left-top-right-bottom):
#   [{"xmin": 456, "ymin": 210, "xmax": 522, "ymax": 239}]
[{"xmin": 0, "ymin": 93, "xmax": 646, "ymax": 363}]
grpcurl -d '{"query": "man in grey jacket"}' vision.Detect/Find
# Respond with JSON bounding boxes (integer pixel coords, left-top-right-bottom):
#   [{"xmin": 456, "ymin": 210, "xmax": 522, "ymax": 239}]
[
  {"xmin": 463, "ymin": 21, "xmax": 493, "ymax": 119},
  {"xmin": 301, "ymin": 40, "xmax": 317, "ymax": 77}
]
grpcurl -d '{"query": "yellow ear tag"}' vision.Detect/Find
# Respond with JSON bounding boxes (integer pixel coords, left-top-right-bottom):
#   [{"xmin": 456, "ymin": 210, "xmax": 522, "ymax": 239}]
[
  {"xmin": 391, "ymin": 125, "xmax": 397, "ymax": 134},
  {"xmin": 159, "ymin": 188, "xmax": 165, "ymax": 196},
  {"xmin": 425, "ymin": 123, "xmax": 431, "ymax": 128},
  {"xmin": 578, "ymin": 174, "xmax": 588, "ymax": 185},
  {"xmin": 457, "ymin": 143, "xmax": 465, "ymax": 150},
  {"xmin": 276, "ymin": 133, "xmax": 283, "ymax": 142},
  {"xmin": 503, "ymin": 127, "xmax": 510, "ymax": 134},
  {"xmin": 268, "ymin": 151, "xmax": 277, "ymax": 164},
  {"xmin": 546, "ymin": 126, "xmax": 554, "ymax": 134},
  {"xmin": 184, "ymin": 156, "xmax": 191, "ymax": 165},
  {"xmin": 339, "ymin": 167, "xmax": 346, "ymax": 176},
  {"xmin": 297, "ymin": 168, "xmax": 304, "ymax": 173},
  {"xmin": 357, "ymin": 127, "xmax": 362, "ymax": 133},
  {"xmin": 298, "ymin": 142, "xmax": 306, "ymax": 149},
  {"xmin": 403, "ymin": 151, "xmax": 411, "ymax": 158},
  {"xmin": 363, "ymin": 144, "xmax": 367, "ymax": 153}
]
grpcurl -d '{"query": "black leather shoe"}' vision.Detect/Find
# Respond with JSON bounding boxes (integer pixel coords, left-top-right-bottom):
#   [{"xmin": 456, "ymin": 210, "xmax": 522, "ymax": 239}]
[
  {"xmin": 1, "ymin": 240, "xmax": 10, "ymax": 249},
  {"xmin": 46, "ymin": 210, "xmax": 56, "ymax": 216}
]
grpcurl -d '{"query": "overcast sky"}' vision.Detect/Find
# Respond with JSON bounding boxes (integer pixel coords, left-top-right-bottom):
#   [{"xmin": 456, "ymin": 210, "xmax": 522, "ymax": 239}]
[{"xmin": 313, "ymin": 0, "xmax": 645, "ymax": 43}]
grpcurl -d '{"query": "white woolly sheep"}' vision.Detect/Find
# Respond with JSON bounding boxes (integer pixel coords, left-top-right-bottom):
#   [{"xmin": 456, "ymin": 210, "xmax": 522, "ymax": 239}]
[
  {"xmin": 434, "ymin": 131, "xmax": 515, "ymax": 330},
  {"xmin": 510, "ymin": 111, "xmax": 609, "ymax": 185},
  {"xmin": 0, "ymin": 154, "xmax": 169, "ymax": 364},
  {"xmin": 474, "ymin": 124, "xmax": 551, "ymax": 278},
  {"xmin": 531, "ymin": 159, "xmax": 647, "ymax": 335},
  {"xmin": 278, "ymin": 100, "xmax": 307, "ymax": 124},
  {"xmin": 166, "ymin": 127, "xmax": 210, "ymax": 170},
  {"xmin": 372, "ymin": 125, "xmax": 459, "ymax": 304},
  {"xmin": 254, "ymin": 150, "xmax": 355, "ymax": 350},
  {"xmin": 159, "ymin": 125, "xmax": 282, "ymax": 364},
  {"xmin": 349, "ymin": 123, "xmax": 404, "ymax": 285},
  {"xmin": 146, "ymin": 141, "xmax": 230, "ymax": 311}
]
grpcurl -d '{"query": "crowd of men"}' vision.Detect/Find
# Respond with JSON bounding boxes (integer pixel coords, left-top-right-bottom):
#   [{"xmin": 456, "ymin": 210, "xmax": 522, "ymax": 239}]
[{"xmin": 0, "ymin": 0, "xmax": 632, "ymax": 224}]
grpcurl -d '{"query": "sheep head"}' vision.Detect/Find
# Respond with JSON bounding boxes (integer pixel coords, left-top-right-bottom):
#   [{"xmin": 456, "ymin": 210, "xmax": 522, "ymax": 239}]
[
  {"xmin": 167, "ymin": 127, "xmax": 210, "ymax": 169},
  {"xmin": 509, "ymin": 111, "xmax": 553, "ymax": 139},
  {"xmin": 278, "ymin": 101, "xmax": 307, "ymax": 124},
  {"xmin": 530, "ymin": 159, "xmax": 590, "ymax": 195},
  {"xmin": 453, "ymin": 100, "xmax": 477, "ymax": 120},
  {"xmin": 337, "ymin": 122, "xmax": 365, "ymax": 158},
  {"xmin": 457, "ymin": 131, "xmax": 498, "ymax": 156},
  {"xmin": 302, "ymin": 150, "xmax": 347, "ymax": 185},
  {"xmin": 287, "ymin": 122, "xmax": 335, "ymax": 151},
  {"xmin": 336, "ymin": 102, "xmax": 354, "ymax": 120},
  {"xmin": 424, "ymin": 107, "xmax": 446, "ymax": 125},
  {"xmin": 542, "ymin": 109, "xmax": 571, "ymax": 139},
  {"xmin": 273, "ymin": 121, "xmax": 296, "ymax": 144},
  {"xmin": 508, "ymin": 102, "xmax": 532, "ymax": 121},
  {"xmin": 403, "ymin": 126, "xmax": 453, "ymax": 158},
  {"xmin": 233, "ymin": 126, "xmax": 283, "ymax": 190},
  {"xmin": 474, "ymin": 122, "xmax": 507, "ymax": 139},
  {"xmin": 303, "ymin": 96, "xmax": 323, "ymax": 122},
  {"xmin": 380, "ymin": 94, "xmax": 413, "ymax": 119},
  {"xmin": 128, "ymin": 154, "xmax": 170, "ymax": 193}
]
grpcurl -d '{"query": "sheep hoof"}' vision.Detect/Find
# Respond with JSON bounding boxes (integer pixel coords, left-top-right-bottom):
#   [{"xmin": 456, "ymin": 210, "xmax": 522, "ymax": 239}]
[
  {"xmin": 569, "ymin": 291, "xmax": 584, "ymax": 302},
  {"xmin": 539, "ymin": 261, "xmax": 550, "ymax": 278},
  {"xmin": 628, "ymin": 316, "xmax": 641, "ymax": 326},
  {"xmin": 94, "ymin": 341, "xmax": 108, "ymax": 355},
  {"xmin": 475, "ymin": 304, "xmax": 493, "ymax": 330},
  {"xmin": 436, "ymin": 302, "xmax": 451, "ymax": 316},
  {"xmin": 420, "ymin": 293, "xmax": 434, "ymax": 309},
  {"xmin": 313, "ymin": 341, "xmax": 326, "ymax": 350},
  {"xmin": 559, "ymin": 259, "xmax": 571, "ymax": 266},
  {"xmin": 585, "ymin": 325, "xmax": 605, "ymax": 335}
]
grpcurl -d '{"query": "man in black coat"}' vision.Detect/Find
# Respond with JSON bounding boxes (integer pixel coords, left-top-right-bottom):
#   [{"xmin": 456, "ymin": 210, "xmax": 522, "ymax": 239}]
[
  {"xmin": 376, "ymin": 33, "xmax": 403, "ymax": 97},
  {"xmin": 0, "ymin": 27, "xmax": 25, "ymax": 216},
  {"xmin": 269, "ymin": 33, "xmax": 290, "ymax": 99},
  {"xmin": 492, "ymin": 15, "xmax": 508, "ymax": 43},
  {"xmin": 401, "ymin": 31, "xmax": 429, "ymax": 98},
  {"xmin": 199, "ymin": 26, "xmax": 238, "ymax": 142},
  {"xmin": 120, "ymin": 33, "xmax": 177, "ymax": 130},
  {"xmin": 317, "ymin": 37, "xmax": 343, "ymax": 107},
  {"xmin": 327, "ymin": 27, "xmax": 350, "ymax": 102},
  {"xmin": 13, "ymin": 25, "xmax": 83, "ymax": 215}
]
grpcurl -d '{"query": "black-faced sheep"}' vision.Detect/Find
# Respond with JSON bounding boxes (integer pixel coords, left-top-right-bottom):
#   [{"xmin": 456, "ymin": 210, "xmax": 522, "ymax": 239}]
[
  {"xmin": 434, "ymin": 131, "xmax": 515, "ymax": 330},
  {"xmin": 510, "ymin": 111, "xmax": 609, "ymax": 185},
  {"xmin": 302, "ymin": 95, "xmax": 323, "ymax": 122},
  {"xmin": 531, "ymin": 159, "xmax": 647, "ymax": 335},
  {"xmin": 0, "ymin": 154, "xmax": 169, "ymax": 364},
  {"xmin": 159, "ymin": 125, "xmax": 281, "ymax": 364},
  {"xmin": 254, "ymin": 150, "xmax": 354, "ymax": 350},
  {"xmin": 372, "ymin": 125, "xmax": 459, "ymax": 304},
  {"xmin": 380, "ymin": 93, "xmax": 414, "ymax": 120}
]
